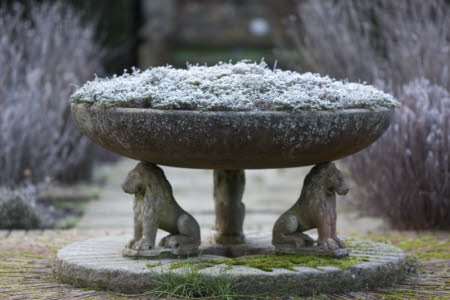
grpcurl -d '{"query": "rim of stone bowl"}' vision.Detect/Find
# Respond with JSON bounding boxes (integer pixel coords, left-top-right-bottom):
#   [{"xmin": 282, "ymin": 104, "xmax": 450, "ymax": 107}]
[
  {"xmin": 71, "ymin": 103, "xmax": 394, "ymax": 169},
  {"xmin": 72, "ymin": 102, "xmax": 393, "ymax": 114}
]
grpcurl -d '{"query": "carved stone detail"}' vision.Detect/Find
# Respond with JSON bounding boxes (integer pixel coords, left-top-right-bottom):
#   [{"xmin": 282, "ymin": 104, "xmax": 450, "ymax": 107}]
[
  {"xmin": 272, "ymin": 162, "xmax": 350, "ymax": 257},
  {"xmin": 213, "ymin": 169, "xmax": 246, "ymax": 244},
  {"xmin": 122, "ymin": 162, "xmax": 201, "ymax": 257}
]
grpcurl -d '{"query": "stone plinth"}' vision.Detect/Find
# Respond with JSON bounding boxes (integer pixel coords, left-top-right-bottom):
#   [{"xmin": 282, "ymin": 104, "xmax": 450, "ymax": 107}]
[{"xmin": 54, "ymin": 232, "xmax": 409, "ymax": 297}]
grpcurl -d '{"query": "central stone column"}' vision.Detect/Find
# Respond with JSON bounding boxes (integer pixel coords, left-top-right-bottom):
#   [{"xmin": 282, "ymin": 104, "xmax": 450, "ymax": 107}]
[{"xmin": 213, "ymin": 169, "xmax": 246, "ymax": 244}]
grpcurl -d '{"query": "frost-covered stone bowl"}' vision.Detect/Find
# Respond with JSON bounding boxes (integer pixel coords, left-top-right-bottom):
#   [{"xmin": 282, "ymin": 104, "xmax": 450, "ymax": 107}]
[{"xmin": 71, "ymin": 61, "xmax": 397, "ymax": 169}]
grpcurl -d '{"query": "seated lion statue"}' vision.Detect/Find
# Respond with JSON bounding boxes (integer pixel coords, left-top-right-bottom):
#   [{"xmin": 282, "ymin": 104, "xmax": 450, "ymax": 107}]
[
  {"xmin": 272, "ymin": 162, "xmax": 349, "ymax": 253},
  {"xmin": 122, "ymin": 162, "xmax": 201, "ymax": 256}
]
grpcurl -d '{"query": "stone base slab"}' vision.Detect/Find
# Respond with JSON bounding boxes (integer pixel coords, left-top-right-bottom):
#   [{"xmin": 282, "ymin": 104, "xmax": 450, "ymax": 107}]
[
  {"xmin": 274, "ymin": 244, "xmax": 350, "ymax": 258},
  {"xmin": 122, "ymin": 244, "xmax": 199, "ymax": 258},
  {"xmin": 54, "ymin": 232, "xmax": 409, "ymax": 297}
]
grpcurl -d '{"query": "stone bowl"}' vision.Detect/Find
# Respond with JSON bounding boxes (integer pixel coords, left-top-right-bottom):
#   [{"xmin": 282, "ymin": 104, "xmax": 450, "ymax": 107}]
[{"xmin": 71, "ymin": 103, "xmax": 393, "ymax": 169}]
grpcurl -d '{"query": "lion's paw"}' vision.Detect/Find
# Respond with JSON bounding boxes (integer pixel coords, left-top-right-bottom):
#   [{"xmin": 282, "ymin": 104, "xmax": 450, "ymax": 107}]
[
  {"xmin": 334, "ymin": 237, "xmax": 346, "ymax": 248},
  {"xmin": 134, "ymin": 238, "xmax": 154, "ymax": 250},
  {"xmin": 318, "ymin": 238, "xmax": 339, "ymax": 251},
  {"xmin": 127, "ymin": 238, "xmax": 138, "ymax": 249},
  {"xmin": 158, "ymin": 235, "xmax": 173, "ymax": 248},
  {"xmin": 160, "ymin": 234, "xmax": 196, "ymax": 250}
]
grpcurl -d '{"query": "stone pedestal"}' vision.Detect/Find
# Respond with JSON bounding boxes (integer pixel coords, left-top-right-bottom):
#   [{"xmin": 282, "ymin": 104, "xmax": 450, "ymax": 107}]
[{"xmin": 54, "ymin": 232, "xmax": 410, "ymax": 297}]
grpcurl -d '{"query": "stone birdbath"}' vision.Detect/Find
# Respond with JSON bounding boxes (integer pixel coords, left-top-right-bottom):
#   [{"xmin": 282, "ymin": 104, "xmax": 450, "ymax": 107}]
[{"xmin": 55, "ymin": 61, "xmax": 407, "ymax": 296}]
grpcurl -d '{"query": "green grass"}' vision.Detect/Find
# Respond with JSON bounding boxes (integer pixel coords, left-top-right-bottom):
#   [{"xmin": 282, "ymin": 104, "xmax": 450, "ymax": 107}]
[{"xmin": 151, "ymin": 269, "xmax": 234, "ymax": 300}]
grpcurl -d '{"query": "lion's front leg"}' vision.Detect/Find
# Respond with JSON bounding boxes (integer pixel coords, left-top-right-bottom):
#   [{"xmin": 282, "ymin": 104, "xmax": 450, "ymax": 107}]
[
  {"xmin": 318, "ymin": 226, "xmax": 338, "ymax": 251},
  {"xmin": 135, "ymin": 188, "xmax": 160, "ymax": 251},
  {"xmin": 317, "ymin": 212, "xmax": 341, "ymax": 251},
  {"xmin": 317, "ymin": 198, "xmax": 346, "ymax": 250},
  {"xmin": 128, "ymin": 197, "xmax": 143, "ymax": 249},
  {"xmin": 330, "ymin": 210, "xmax": 346, "ymax": 248}
]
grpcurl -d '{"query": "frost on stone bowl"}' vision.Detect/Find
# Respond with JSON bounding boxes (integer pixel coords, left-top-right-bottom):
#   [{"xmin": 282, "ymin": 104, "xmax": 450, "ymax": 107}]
[
  {"xmin": 70, "ymin": 61, "xmax": 397, "ymax": 169},
  {"xmin": 71, "ymin": 60, "xmax": 398, "ymax": 112}
]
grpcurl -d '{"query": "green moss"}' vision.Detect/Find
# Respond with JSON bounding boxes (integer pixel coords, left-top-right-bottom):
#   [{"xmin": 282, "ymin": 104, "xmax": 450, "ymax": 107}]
[
  {"xmin": 167, "ymin": 254, "xmax": 366, "ymax": 273},
  {"xmin": 226, "ymin": 254, "xmax": 364, "ymax": 272},
  {"xmin": 397, "ymin": 237, "xmax": 450, "ymax": 261},
  {"xmin": 145, "ymin": 262, "xmax": 162, "ymax": 269},
  {"xmin": 368, "ymin": 233, "xmax": 450, "ymax": 261},
  {"xmin": 169, "ymin": 260, "xmax": 219, "ymax": 271},
  {"xmin": 381, "ymin": 290, "xmax": 422, "ymax": 300}
]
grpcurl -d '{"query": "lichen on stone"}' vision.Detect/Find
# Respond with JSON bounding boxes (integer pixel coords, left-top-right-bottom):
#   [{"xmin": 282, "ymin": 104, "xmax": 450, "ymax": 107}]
[{"xmin": 71, "ymin": 60, "xmax": 398, "ymax": 112}]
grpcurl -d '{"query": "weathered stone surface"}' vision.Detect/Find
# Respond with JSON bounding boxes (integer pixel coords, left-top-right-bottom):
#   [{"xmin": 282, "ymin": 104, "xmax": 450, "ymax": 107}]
[
  {"xmin": 54, "ymin": 232, "xmax": 409, "ymax": 296},
  {"xmin": 213, "ymin": 169, "xmax": 246, "ymax": 245},
  {"xmin": 121, "ymin": 162, "xmax": 201, "ymax": 257},
  {"xmin": 275, "ymin": 244, "xmax": 350, "ymax": 258},
  {"xmin": 71, "ymin": 103, "xmax": 393, "ymax": 169},
  {"xmin": 273, "ymin": 162, "xmax": 350, "ymax": 257}
]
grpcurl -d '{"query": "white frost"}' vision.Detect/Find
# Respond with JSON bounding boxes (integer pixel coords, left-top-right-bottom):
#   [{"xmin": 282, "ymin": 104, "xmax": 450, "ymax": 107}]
[{"xmin": 71, "ymin": 60, "xmax": 398, "ymax": 111}]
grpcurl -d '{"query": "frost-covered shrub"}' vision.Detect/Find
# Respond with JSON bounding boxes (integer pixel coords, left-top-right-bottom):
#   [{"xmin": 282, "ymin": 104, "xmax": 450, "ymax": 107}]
[
  {"xmin": 276, "ymin": 0, "xmax": 450, "ymax": 229},
  {"xmin": 279, "ymin": 0, "xmax": 450, "ymax": 93},
  {"xmin": 0, "ymin": 186, "xmax": 43, "ymax": 229},
  {"xmin": 348, "ymin": 79, "xmax": 450, "ymax": 229},
  {"xmin": 0, "ymin": 2, "xmax": 101, "ymax": 186}
]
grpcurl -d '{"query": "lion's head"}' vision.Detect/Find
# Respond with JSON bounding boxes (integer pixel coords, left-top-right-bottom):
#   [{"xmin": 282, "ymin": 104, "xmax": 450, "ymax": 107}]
[
  {"xmin": 122, "ymin": 162, "xmax": 160, "ymax": 195},
  {"xmin": 314, "ymin": 162, "xmax": 350, "ymax": 196}
]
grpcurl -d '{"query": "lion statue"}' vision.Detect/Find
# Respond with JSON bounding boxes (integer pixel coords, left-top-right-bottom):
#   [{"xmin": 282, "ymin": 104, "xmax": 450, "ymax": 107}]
[
  {"xmin": 272, "ymin": 162, "xmax": 349, "ymax": 253},
  {"xmin": 122, "ymin": 162, "xmax": 201, "ymax": 256}
]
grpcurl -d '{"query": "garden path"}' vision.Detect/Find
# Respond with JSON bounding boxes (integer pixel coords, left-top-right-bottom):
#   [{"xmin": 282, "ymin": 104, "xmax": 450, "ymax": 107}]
[{"xmin": 77, "ymin": 158, "xmax": 383, "ymax": 236}]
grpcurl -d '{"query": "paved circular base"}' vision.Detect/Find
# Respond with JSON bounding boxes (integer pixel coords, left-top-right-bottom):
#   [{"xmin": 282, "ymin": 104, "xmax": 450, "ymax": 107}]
[{"xmin": 54, "ymin": 232, "xmax": 409, "ymax": 297}]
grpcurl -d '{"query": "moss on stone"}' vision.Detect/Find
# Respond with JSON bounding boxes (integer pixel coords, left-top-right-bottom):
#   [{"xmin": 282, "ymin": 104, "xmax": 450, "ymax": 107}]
[
  {"xmin": 145, "ymin": 262, "xmax": 162, "ymax": 269},
  {"xmin": 169, "ymin": 260, "xmax": 219, "ymax": 271},
  {"xmin": 167, "ymin": 254, "xmax": 366, "ymax": 273}
]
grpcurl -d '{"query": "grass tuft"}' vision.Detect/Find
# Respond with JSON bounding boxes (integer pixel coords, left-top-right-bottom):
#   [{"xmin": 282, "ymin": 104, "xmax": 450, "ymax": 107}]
[{"xmin": 151, "ymin": 269, "xmax": 234, "ymax": 299}]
